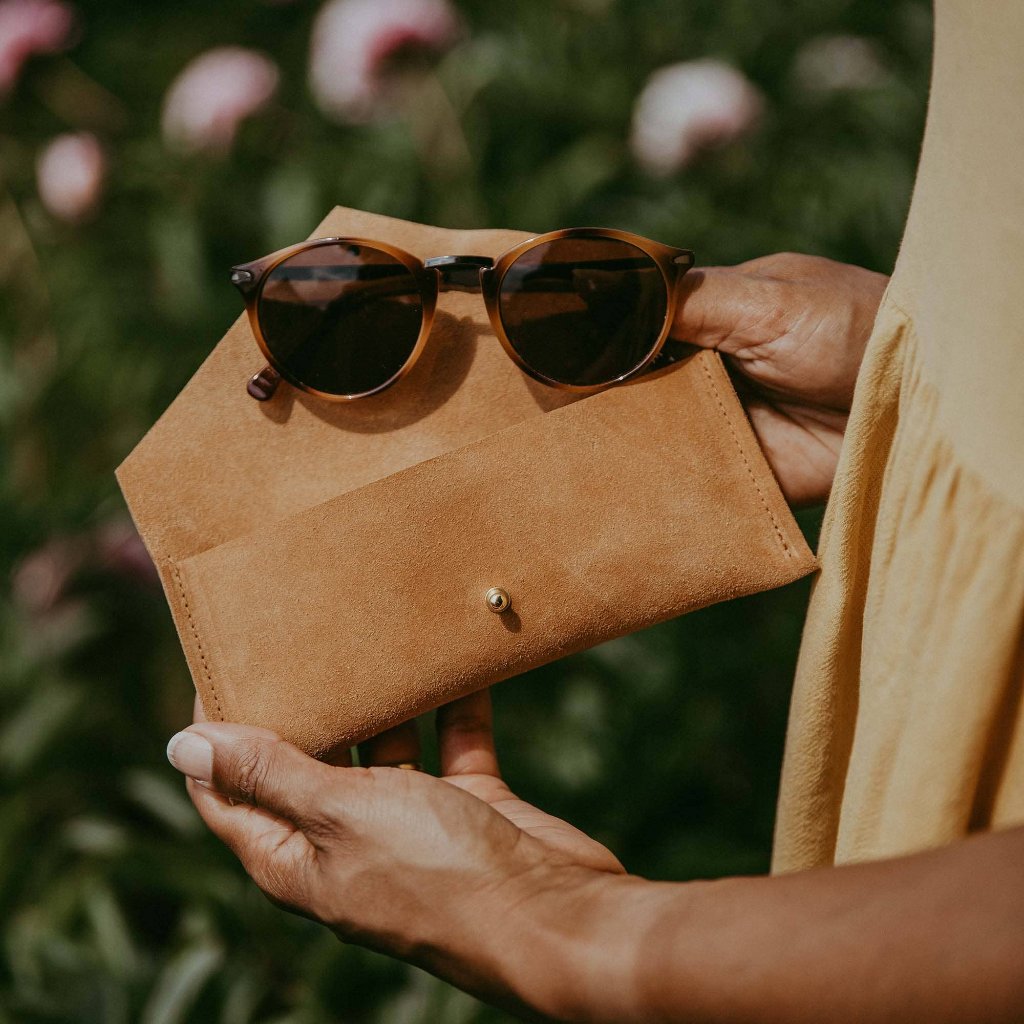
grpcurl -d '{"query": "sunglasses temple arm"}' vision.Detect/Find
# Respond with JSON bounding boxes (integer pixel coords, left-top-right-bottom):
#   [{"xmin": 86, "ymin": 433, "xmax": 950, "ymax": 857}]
[{"xmin": 247, "ymin": 365, "xmax": 282, "ymax": 401}]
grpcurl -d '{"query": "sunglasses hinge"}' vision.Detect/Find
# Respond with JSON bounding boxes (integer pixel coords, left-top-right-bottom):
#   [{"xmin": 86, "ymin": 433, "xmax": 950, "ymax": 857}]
[{"xmin": 230, "ymin": 266, "xmax": 260, "ymax": 296}]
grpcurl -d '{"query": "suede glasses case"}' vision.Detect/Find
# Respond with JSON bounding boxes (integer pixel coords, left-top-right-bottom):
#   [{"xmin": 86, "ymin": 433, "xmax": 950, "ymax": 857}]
[{"xmin": 116, "ymin": 205, "xmax": 817, "ymax": 757}]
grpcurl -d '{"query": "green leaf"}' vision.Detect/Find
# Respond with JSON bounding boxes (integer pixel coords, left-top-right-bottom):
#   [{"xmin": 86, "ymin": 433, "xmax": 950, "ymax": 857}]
[{"xmin": 140, "ymin": 942, "xmax": 223, "ymax": 1024}]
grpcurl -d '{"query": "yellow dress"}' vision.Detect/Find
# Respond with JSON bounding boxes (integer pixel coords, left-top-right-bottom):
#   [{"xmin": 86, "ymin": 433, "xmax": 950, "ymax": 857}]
[{"xmin": 773, "ymin": 0, "xmax": 1024, "ymax": 871}]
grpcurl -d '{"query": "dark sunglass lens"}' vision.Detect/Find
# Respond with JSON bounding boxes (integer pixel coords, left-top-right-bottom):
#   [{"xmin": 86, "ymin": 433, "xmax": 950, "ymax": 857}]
[
  {"xmin": 257, "ymin": 243, "xmax": 423, "ymax": 397},
  {"xmin": 497, "ymin": 236, "xmax": 667, "ymax": 387}
]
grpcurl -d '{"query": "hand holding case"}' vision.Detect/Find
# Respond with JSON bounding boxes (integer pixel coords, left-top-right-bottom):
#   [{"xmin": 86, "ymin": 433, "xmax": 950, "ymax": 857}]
[{"xmin": 116, "ymin": 206, "xmax": 816, "ymax": 757}]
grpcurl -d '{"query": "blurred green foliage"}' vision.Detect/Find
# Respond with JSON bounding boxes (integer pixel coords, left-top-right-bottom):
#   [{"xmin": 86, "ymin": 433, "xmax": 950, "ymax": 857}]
[{"xmin": 0, "ymin": 0, "xmax": 930, "ymax": 1020}]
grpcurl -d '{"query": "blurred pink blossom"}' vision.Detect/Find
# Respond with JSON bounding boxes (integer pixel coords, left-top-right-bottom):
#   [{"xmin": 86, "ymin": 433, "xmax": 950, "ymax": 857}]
[
  {"xmin": 95, "ymin": 517, "xmax": 158, "ymax": 589},
  {"xmin": 630, "ymin": 59, "xmax": 763, "ymax": 176},
  {"xmin": 309, "ymin": 0, "xmax": 461, "ymax": 123},
  {"xmin": 13, "ymin": 519, "xmax": 158, "ymax": 616},
  {"xmin": 0, "ymin": 0, "xmax": 75, "ymax": 94},
  {"xmin": 36, "ymin": 131, "xmax": 105, "ymax": 222},
  {"xmin": 793, "ymin": 35, "xmax": 886, "ymax": 93},
  {"xmin": 161, "ymin": 47, "xmax": 279, "ymax": 155},
  {"xmin": 12, "ymin": 536, "xmax": 87, "ymax": 613}
]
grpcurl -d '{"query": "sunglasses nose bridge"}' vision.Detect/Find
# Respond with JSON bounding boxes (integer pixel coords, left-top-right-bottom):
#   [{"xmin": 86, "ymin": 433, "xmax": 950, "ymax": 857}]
[{"xmin": 423, "ymin": 255, "xmax": 494, "ymax": 293}]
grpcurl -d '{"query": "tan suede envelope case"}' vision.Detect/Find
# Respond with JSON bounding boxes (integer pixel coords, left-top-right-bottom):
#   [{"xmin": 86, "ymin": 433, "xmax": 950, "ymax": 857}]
[{"xmin": 116, "ymin": 206, "xmax": 817, "ymax": 756}]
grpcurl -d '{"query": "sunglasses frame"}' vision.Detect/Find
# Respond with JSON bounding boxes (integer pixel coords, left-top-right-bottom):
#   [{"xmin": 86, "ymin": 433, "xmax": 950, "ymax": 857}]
[{"xmin": 230, "ymin": 227, "xmax": 696, "ymax": 401}]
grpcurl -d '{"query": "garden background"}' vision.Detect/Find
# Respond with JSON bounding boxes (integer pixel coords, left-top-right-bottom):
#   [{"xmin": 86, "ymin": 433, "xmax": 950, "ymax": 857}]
[{"xmin": 0, "ymin": 0, "xmax": 931, "ymax": 1020}]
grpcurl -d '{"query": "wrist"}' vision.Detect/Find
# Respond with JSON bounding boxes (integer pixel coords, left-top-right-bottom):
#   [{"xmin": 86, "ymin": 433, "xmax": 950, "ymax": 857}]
[
  {"xmin": 382, "ymin": 853, "xmax": 618, "ymax": 1018},
  {"xmin": 495, "ymin": 863, "xmax": 662, "ymax": 1023}
]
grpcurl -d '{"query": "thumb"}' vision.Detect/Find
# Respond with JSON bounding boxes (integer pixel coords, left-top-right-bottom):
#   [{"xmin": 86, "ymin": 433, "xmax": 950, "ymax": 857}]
[
  {"xmin": 167, "ymin": 722, "xmax": 335, "ymax": 830},
  {"xmin": 672, "ymin": 264, "xmax": 771, "ymax": 351}
]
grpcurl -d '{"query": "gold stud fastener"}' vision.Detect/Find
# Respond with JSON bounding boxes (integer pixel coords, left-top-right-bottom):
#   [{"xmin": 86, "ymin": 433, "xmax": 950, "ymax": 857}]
[{"xmin": 485, "ymin": 587, "xmax": 511, "ymax": 614}]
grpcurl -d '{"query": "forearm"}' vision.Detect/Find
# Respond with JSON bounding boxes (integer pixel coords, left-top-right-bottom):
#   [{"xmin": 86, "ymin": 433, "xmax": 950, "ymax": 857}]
[
  {"xmin": 175, "ymin": 717, "xmax": 1023, "ymax": 1022},
  {"xmin": 506, "ymin": 826, "xmax": 1024, "ymax": 1023}
]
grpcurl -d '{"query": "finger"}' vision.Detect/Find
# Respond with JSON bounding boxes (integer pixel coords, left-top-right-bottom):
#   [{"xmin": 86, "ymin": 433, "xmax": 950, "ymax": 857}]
[
  {"xmin": 188, "ymin": 776, "xmax": 298, "ymax": 856},
  {"xmin": 437, "ymin": 689, "xmax": 501, "ymax": 778},
  {"xmin": 167, "ymin": 722, "xmax": 338, "ymax": 831},
  {"xmin": 187, "ymin": 778, "xmax": 317, "ymax": 909},
  {"xmin": 357, "ymin": 718, "xmax": 422, "ymax": 769},
  {"xmin": 672, "ymin": 265, "xmax": 773, "ymax": 351},
  {"xmin": 192, "ymin": 694, "xmax": 207, "ymax": 723},
  {"xmin": 742, "ymin": 396, "xmax": 845, "ymax": 508}
]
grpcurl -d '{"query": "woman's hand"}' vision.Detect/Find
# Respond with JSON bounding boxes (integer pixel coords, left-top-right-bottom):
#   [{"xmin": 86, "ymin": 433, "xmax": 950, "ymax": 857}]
[
  {"xmin": 673, "ymin": 253, "xmax": 888, "ymax": 506},
  {"xmin": 170, "ymin": 694, "xmax": 1024, "ymax": 1023},
  {"xmin": 169, "ymin": 692, "xmax": 624, "ymax": 1018}
]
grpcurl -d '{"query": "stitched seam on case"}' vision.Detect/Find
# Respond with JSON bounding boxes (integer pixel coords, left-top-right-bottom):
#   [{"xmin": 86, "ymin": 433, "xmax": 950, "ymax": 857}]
[
  {"xmin": 699, "ymin": 357, "xmax": 793, "ymax": 559},
  {"xmin": 172, "ymin": 562, "xmax": 224, "ymax": 721}
]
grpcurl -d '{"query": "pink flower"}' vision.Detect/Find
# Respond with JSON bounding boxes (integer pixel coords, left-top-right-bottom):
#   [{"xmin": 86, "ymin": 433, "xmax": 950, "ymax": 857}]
[
  {"xmin": 36, "ymin": 131, "xmax": 105, "ymax": 222},
  {"xmin": 13, "ymin": 519, "xmax": 158, "ymax": 615},
  {"xmin": 12, "ymin": 536, "xmax": 87, "ymax": 613},
  {"xmin": 630, "ymin": 59, "xmax": 764, "ymax": 176},
  {"xmin": 161, "ymin": 47, "xmax": 279, "ymax": 155},
  {"xmin": 95, "ymin": 517, "xmax": 159, "ymax": 589},
  {"xmin": 793, "ymin": 35, "xmax": 886, "ymax": 93},
  {"xmin": 309, "ymin": 0, "xmax": 461, "ymax": 123},
  {"xmin": 0, "ymin": 0, "xmax": 75, "ymax": 94}
]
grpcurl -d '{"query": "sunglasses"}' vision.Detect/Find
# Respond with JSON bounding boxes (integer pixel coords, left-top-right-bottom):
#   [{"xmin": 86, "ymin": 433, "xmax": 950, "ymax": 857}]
[{"xmin": 230, "ymin": 227, "xmax": 696, "ymax": 402}]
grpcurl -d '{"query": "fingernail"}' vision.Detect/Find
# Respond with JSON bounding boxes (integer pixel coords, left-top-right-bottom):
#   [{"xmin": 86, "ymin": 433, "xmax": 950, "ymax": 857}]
[{"xmin": 166, "ymin": 731, "xmax": 213, "ymax": 782}]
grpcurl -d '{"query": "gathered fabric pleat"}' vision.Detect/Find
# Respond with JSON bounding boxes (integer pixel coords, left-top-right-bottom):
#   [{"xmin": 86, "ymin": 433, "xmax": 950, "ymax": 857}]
[{"xmin": 773, "ymin": 299, "xmax": 1024, "ymax": 872}]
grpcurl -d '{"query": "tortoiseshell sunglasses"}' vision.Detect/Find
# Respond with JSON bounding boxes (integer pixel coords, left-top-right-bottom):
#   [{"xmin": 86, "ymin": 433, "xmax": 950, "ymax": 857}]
[{"xmin": 230, "ymin": 227, "xmax": 695, "ymax": 402}]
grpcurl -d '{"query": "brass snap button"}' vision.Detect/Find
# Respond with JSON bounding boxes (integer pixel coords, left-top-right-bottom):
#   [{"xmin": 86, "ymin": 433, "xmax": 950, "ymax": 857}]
[{"xmin": 485, "ymin": 587, "xmax": 511, "ymax": 614}]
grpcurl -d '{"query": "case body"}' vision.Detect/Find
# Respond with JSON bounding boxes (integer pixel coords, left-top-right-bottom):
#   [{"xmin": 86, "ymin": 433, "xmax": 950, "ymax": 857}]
[{"xmin": 116, "ymin": 207, "xmax": 816, "ymax": 756}]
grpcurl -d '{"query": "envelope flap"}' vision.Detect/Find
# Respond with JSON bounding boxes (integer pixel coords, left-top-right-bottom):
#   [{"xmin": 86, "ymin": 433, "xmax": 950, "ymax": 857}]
[{"xmin": 116, "ymin": 206, "xmax": 579, "ymax": 564}]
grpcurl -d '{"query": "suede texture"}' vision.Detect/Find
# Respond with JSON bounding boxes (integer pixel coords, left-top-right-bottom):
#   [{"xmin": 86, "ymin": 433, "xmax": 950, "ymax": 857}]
[{"xmin": 116, "ymin": 206, "xmax": 817, "ymax": 756}]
